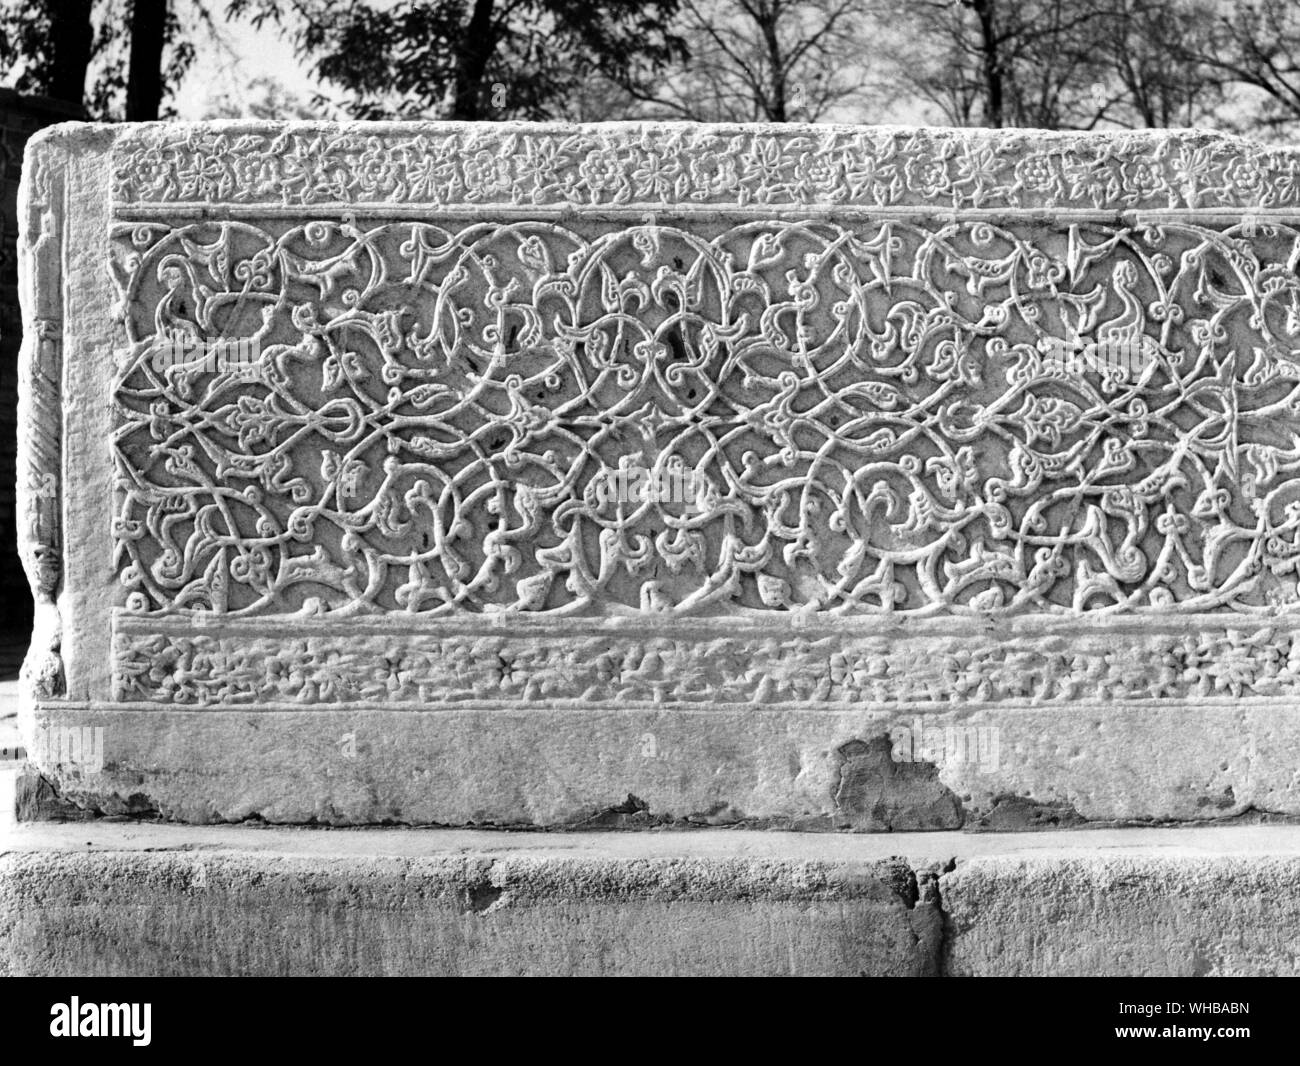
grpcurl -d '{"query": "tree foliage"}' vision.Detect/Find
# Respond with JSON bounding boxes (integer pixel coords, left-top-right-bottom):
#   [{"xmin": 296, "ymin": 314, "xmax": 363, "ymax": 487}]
[
  {"xmin": 230, "ymin": 0, "xmax": 686, "ymax": 120},
  {"xmin": 3, "ymin": 0, "xmax": 1300, "ymax": 135},
  {"xmin": 617, "ymin": 0, "xmax": 877, "ymax": 122},
  {"xmin": 1177, "ymin": 0, "xmax": 1300, "ymax": 137},
  {"xmin": 887, "ymin": 0, "xmax": 1222, "ymax": 130},
  {"xmin": 0, "ymin": 0, "xmax": 206, "ymax": 119},
  {"xmin": 0, "ymin": 0, "xmax": 94, "ymax": 106}
]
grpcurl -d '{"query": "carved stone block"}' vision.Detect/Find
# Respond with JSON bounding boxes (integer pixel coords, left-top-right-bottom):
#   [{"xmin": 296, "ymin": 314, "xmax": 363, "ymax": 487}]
[{"xmin": 20, "ymin": 122, "xmax": 1300, "ymax": 826}]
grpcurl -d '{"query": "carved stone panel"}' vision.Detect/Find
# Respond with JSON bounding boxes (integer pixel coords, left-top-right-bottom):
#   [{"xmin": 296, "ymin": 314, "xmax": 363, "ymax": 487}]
[{"xmin": 21, "ymin": 123, "xmax": 1300, "ymax": 826}]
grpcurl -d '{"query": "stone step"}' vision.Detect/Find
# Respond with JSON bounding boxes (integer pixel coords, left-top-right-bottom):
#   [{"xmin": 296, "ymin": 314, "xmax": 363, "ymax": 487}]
[{"xmin": 3, "ymin": 820, "xmax": 1299, "ymax": 976}]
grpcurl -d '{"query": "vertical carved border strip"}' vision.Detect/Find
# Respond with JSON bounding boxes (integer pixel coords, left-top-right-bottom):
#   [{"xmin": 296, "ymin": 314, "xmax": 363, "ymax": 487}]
[{"xmin": 17, "ymin": 141, "xmax": 64, "ymax": 698}]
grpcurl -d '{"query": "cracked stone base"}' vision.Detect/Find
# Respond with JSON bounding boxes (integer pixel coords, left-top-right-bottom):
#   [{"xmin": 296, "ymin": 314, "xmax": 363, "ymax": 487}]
[{"xmin": 4, "ymin": 823, "xmax": 1300, "ymax": 976}]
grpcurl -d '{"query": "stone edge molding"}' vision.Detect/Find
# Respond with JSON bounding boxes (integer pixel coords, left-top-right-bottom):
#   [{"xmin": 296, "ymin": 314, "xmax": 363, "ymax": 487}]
[
  {"xmin": 22, "ymin": 121, "xmax": 1300, "ymax": 827},
  {"xmin": 16, "ymin": 122, "xmax": 65, "ymax": 701}
]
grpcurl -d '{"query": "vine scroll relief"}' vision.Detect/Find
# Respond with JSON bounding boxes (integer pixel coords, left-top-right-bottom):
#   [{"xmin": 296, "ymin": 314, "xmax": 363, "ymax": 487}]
[{"xmin": 101, "ymin": 125, "xmax": 1300, "ymax": 707}]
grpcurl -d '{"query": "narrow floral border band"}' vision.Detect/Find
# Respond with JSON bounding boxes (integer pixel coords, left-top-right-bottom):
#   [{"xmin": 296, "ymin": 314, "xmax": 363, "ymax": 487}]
[
  {"xmin": 112, "ymin": 621, "xmax": 1297, "ymax": 708},
  {"xmin": 110, "ymin": 122, "xmax": 1300, "ymax": 212}
]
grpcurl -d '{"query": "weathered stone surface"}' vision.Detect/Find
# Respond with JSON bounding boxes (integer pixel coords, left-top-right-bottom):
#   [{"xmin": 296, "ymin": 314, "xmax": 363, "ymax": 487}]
[
  {"xmin": 0, "ymin": 829, "xmax": 938, "ymax": 976},
  {"xmin": 944, "ymin": 851, "xmax": 1300, "ymax": 976},
  {"xmin": 22, "ymin": 121, "xmax": 1300, "ymax": 825},
  {"xmin": 6, "ymin": 821, "xmax": 1300, "ymax": 975}
]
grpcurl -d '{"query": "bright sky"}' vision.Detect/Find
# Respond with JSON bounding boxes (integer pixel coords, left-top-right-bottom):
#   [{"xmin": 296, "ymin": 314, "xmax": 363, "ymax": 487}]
[
  {"xmin": 166, "ymin": 5, "xmax": 927, "ymax": 124},
  {"xmin": 0, "ymin": 0, "xmax": 934, "ymax": 124},
  {"xmin": 170, "ymin": 4, "xmax": 320, "ymax": 119}
]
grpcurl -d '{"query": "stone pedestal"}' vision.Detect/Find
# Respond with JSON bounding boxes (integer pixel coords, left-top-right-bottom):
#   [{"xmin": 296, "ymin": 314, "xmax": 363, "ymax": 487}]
[{"xmin": 5, "ymin": 820, "xmax": 1300, "ymax": 976}]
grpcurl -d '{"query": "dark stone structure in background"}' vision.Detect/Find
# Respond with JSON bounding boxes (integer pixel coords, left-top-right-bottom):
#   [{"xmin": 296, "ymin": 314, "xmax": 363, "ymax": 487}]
[{"xmin": 0, "ymin": 89, "xmax": 81, "ymax": 638}]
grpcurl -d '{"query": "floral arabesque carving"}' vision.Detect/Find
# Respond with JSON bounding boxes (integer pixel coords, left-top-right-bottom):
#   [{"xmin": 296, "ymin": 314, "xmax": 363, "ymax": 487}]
[
  {"xmin": 112, "ymin": 624, "xmax": 1300, "ymax": 706},
  {"xmin": 112, "ymin": 125, "xmax": 1300, "ymax": 212},
  {"xmin": 112, "ymin": 215, "xmax": 1300, "ymax": 619}
]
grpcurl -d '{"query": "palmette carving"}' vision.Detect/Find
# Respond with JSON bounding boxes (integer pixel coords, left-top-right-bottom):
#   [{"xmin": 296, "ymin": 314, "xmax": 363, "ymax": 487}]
[{"xmin": 112, "ymin": 215, "xmax": 1300, "ymax": 620}]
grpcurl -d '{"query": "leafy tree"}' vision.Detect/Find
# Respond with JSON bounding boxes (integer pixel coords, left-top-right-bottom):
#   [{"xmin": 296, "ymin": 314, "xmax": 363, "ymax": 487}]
[
  {"xmin": 1096, "ymin": 0, "xmax": 1222, "ymax": 129},
  {"xmin": 889, "ymin": 0, "xmax": 1118, "ymax": 129},
  {"xmin": 231, "ymin": 0, "xmax": 686, "ymax": 120},
  {"xmin": 0, "ymin": 0, "xmax": 94, "ymax": 107},
  {"xmin": 0, "ymin": 0, "xmax": 209, "ymax": 119},
  {"xmin": 1172, "ymin": 0, "xmax": 1300, "ymax": 138},
  {"xmin": 617, "ymin": 0, "xmax": 879, "ymax": 122},
  {"xmin": 885, "ymin": 0, "xmax": 1223, "ymax": 131}
]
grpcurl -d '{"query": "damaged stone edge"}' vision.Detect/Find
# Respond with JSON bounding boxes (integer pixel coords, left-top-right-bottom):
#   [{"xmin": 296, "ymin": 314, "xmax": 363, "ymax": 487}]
[
  {"xmin": 19, "ymin": 759, "xmax": 1300, "ymax": 833},
  {"xmin": 16, "ymin": 126, "xmax": 67, "ymax": 705}
]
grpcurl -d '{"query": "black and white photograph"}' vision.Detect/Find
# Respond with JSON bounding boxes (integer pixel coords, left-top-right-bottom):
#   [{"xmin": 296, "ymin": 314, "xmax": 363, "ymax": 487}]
[{"xmin": 0, "ymin": 0, "xmax": 1296, "ymax": 1031}]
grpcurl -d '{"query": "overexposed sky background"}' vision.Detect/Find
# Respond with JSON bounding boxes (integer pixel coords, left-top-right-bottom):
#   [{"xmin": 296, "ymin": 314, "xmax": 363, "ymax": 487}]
[
  {"xmin": 8, "ymin": 0, "xmax": 1238, "ymax": 129},
  {"xmin": 164, "ymin": 0, "xmax": 921, "ymax": 123},
  {"xmin": 0, "ymin": 0, "xmax": 981, "ymax": 126},
  {"xmin": 170, "ymin": 4, "xmax": 320, "ymax": 118}
]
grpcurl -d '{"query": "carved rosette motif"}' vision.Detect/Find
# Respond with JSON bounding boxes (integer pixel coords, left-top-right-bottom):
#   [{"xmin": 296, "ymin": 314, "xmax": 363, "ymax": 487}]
[
  {"xmin": 113, "ymin": 125, "xmax": 1300, "ymax": 211},
  {"xmin": 104, "ymin": 124, "xmax": 1300, "ymax": 707},
  {"xmin": 111, "ymin": 623, "xmax": 1300, "ymax": 707}
]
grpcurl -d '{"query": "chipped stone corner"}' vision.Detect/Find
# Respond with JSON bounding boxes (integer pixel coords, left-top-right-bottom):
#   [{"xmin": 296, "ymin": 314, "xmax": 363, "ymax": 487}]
[
  {"xmin": 824, "ymin": 731, "xmax": 1093, "ymax": 834},
  {"xmin": 13, "ymin": 762, "xmax": 163, "ymax": 824},
  {"xmin": 14, "ymin": 765, "xmax": 97, "ymax": 822},
  {"xmin": 831, "ymin": 735, "xmax": 965, "ymax": 832},
  {"xmin": 570, "ymin": 793, "xmax": 671, "ymax": 830},
  {"xmin": 966, "ymin": 794, "xmax": 1087, "ymax": 832}
]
